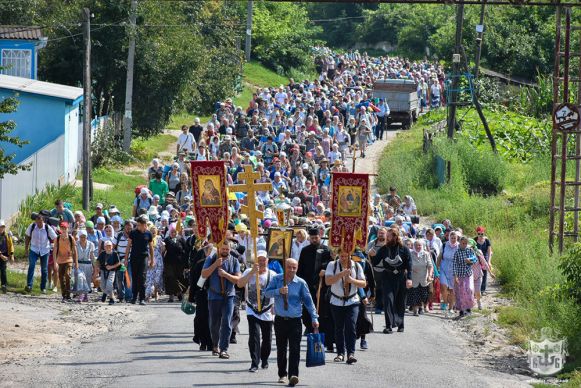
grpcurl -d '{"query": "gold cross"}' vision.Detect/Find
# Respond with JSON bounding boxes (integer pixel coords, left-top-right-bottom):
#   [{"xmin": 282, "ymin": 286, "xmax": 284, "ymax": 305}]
[
  {"xmin": 229, "ymin": 165, "xmax": 272, "ymax": 310},
  {"xmin": 229, "ymin": 166, "xmax": 272, "ymax": 238}
]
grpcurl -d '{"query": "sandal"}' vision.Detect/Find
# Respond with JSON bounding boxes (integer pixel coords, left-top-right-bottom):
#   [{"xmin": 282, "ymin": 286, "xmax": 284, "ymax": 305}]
[
  {"xmin": 346, "ymin": 354, "xmax": 357, "ymax": 365},
  {"xmin": 212, "ymin": 347, "xmax": 220, "ymax": 356},
  {"xmin": 219, "ymin": 351, "xmax": 230, "ymax": 359},
  {"xmin": 334, "ymin": 354, "xmax": 345, "ymax": 362}
]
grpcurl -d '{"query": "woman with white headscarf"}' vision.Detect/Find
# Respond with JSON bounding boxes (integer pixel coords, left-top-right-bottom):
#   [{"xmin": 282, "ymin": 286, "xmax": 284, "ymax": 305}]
[{"xmin": 75, "ymin": 229, "xmax": 95, "ymax": 302}]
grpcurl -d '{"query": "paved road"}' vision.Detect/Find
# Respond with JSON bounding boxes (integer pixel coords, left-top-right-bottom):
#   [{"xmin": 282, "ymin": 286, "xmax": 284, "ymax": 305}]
[
  {"xmin": 1, "ymin": 135, "xmax": 532, "ymax": 387},
  {"xmin": 1, "ymin": 300, "xmax": 532, "ymax": 388}
]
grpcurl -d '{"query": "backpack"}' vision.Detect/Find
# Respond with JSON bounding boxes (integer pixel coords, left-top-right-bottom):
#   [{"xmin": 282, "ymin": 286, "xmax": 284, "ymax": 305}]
[
  {"xmin": 54, "ymin": 234, "xmax": 74, "ymax": 257},
  {"xmin": 30, "ymin": 223, "xmax": 53, "ymax": 242}
]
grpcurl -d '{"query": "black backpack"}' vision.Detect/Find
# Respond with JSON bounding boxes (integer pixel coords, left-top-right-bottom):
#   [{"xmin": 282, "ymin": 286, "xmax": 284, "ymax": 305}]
[{"xmin": 30, "ymin": 223, "xmax": 53, "ymax": 242}]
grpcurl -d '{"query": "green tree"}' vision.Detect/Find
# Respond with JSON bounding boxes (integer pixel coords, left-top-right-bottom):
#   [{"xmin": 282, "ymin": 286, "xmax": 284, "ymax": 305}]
[
  {"xmin": 0, "ymin": 0, "xmax": 242, "ymax": 135},
  {"xmin": 0, "ymin": 97, "xmax": 30, "ymax": 179},
  {"xmin": 252, "ymin": 1, "xmax": 321, "ymax": 74}
]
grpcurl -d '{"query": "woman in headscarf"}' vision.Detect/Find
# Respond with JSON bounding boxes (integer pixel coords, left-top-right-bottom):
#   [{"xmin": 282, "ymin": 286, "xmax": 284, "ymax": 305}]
[
  {"xmin": 145, "ymin": 225, "xmax": 165, "ymax": 302},
  {"xmin": 438, "ymin": 230, "xmax": 459, "ymax": 318},
  {"xmin": 162, "ymin": 225, "xmax": 187, "ymax": 302},
  {"xmin": 402, "ymin": 195, "xmax": 417, "ymax": 217},
  {"xmin": 98, "ymin": 225, "xmax": 117, "ymax": 256},
  {"xmin": 408, "ymin": 239, "xmax": 433, "ymax": 316},
  {"xmin": 75, "ymin": 230, "xmax": 95, "ymax": 302},
  {"xmin": 357, "ymin": 119, "xmax": 371, "ymax": 158},
  {"xmin": 73, "ymin": 211, "xmax": 86, "ymax": 230},
  {"xmin": 452, "ymin": 236, "xmax": 477, "ymax": 319}
]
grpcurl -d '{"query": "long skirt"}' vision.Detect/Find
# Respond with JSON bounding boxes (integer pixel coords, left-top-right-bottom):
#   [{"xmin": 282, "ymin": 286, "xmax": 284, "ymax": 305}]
[
  {"xmin": 429, "ymin": 278, "xmax": 441, "ymax": 304},
  {"xmin": 163, "ymin": 258, "xmax": 183, "ymax": 296},
  {"xmin": 407, "ymin": 285, "xmax": 429, "ymax": 307},
  {"xmin": 454, "ymin": 275, "xmax": 474, "ymax": 311}
]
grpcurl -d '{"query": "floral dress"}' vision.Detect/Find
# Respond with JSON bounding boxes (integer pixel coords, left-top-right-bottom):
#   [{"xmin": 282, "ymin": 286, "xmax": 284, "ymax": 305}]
[{"xmin": 145, "ymin": 235, "xmax": 164, "ymax": 298}]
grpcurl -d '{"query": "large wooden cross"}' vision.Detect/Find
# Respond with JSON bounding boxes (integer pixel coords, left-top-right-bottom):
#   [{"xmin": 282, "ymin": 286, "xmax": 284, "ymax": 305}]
[{"xmin": 229, "ymin": 165, "xmax": 272, "ymax": 310}]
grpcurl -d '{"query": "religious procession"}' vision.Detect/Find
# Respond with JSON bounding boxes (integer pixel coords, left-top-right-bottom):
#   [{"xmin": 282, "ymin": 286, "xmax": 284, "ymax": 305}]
[{"xmin": 1, "ymin": 49, "xmax": 496, "ymax": 387}]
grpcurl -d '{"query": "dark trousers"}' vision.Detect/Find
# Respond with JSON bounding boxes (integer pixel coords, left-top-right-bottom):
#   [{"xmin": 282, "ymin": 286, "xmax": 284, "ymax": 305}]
[
  {"xmin": 58, "ymin": 263, "xmax": 72, "ymax": 299},
  {"xmin": 382, "ymin": 272, "xmax": 407, "ymax": 329},
  {"xmin": 247, "ymin": 315, "xmax": 273, "ymax": 368},
  {"xmin": 274, "ymin": 316, "xmax": 302, "ymax": 378},
  {"xmin": 375, "ymin": 116, "xmax": 386, "ymax": 140},
  {"xmin": 373, "ymin": 270, "xmax": 384, "ymax": 311},
  {"xmin": 130, "ymin": 257, "xmax": 147, "ymax": 302},
  {"xmin": 194, "ymin": 290, "xmax": 212, "ymax": 347},
  {"xmin": 231, "ymin": 290, "xmax": 242, "ymax": 338},
  {"xmin": 0, "ymin": 259, "xmax": 7, "ymax": 286},
  {"xmin": 331, "ymin": 304, "xmax": 359, "ymax": 356},
  {"xmin": 481, "ymin": 257, "xmax": 490, "ymax": 293}
]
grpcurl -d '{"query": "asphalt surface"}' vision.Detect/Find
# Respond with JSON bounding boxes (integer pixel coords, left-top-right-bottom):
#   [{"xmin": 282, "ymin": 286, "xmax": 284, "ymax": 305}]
[{"xmin": 1, "ymin": 301, "xmax": 533, "ymax": 388}]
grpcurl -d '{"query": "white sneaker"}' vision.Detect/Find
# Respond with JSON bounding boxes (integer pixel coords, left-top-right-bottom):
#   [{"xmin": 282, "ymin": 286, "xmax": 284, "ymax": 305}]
[
  {"xmin": 52, "ymin": 287, "xmax": 58, "ymax": 293},
  {"xmin": 41, "ymin": 289, "xmax": 47, "ymax": 294},
  {"xmin": 278, "ymin": 376, "xmax": 288, "ymax": 384},
  {"xmin": 477, "ymin": 301, "xmax": 482, "ymax": 310}
]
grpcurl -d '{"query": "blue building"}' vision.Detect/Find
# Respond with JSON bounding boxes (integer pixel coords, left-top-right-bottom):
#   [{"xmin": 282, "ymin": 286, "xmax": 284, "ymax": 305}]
[
  {"xmin": 0, "ymin": 74, "xmax": 84, "ymax": 220},
  {"xmin": 0, "ymin": 26, "xmax": 47, "ymax": 80}
]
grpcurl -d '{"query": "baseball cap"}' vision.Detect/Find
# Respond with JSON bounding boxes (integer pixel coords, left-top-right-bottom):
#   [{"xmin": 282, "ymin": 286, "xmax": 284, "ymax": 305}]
[
  {"xmin": 256, "ymin": 250, "xmax": 267, "ymax": 259},
  {"xmin": 95, "ymin": 203, "xmax": 104, "ymax": 209}
]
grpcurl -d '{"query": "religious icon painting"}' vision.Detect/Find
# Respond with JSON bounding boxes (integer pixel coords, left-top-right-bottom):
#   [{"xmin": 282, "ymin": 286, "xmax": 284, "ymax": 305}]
[
  {"xmin": 267, "ymin": 228, "xmax": 294, "ymax": 261},
  {"xmin": 337, "ymin": 185, "xmax": 363, "ymax": 217},
  {"xmin": 330, "ymin": 172, "xmax": 370, "ymax": 253},
  {"xmin": 198, "ymin": 175, "xmax": 222, "ymax": 207},
  {"xmin": 190, "ymin": 161, "xmax": 228, "ymax": 245}
]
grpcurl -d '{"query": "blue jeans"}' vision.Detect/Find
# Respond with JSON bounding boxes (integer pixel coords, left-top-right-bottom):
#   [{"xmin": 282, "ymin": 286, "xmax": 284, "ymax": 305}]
[
  {"xmin": 27, "ymin": 251, "xmax": 48, "ymax": 290},
  {"xmin": 331, "ymin": 303, "xmax": 359, "ymax": 355},
  {"xmin": 116, "ymin": 264, "xmax": 133, "ymax": 301},
  {"xmin": 208, "ymin": 296, "xmax": 235, "ymax": 351}
]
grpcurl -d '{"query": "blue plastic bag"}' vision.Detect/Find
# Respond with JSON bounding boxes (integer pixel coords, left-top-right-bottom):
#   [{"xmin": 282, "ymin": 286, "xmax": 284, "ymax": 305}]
[{"xmin": 306, "ymin": 332, "xmax": 326, "ymax": 368}]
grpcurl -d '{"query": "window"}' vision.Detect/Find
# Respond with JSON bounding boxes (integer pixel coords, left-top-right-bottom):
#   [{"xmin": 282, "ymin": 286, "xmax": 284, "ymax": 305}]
[{"xmin": 1, "ymin": 49, "xmax": 32, "ymax": 79}]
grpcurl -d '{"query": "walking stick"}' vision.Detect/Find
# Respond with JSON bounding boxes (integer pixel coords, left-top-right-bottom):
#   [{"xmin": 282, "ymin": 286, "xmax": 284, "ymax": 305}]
[{"xmin": 316, "ymin": 276, "xmax": 323, "ymax": 314}]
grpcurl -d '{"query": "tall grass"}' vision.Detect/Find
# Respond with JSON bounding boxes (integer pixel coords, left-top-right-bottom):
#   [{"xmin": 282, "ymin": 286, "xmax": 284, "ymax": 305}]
[{"xmin": 377, "ymin": 111, "xmax": 581, "ymax": 365}]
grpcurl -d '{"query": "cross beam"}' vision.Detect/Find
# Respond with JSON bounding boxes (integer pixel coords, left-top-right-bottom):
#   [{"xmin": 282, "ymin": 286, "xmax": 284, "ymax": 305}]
[
  {"xmin": 229, "ymin": 165, "xmax": 273, "ymax": 311},
  {"xmin": 269, "ymin": 0, "xmax": 581, "ymax": 6}
]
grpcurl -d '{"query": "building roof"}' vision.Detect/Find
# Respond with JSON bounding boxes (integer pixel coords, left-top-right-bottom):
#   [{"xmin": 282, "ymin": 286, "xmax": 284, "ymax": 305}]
[
  {"xmin": 0, "ymin": 26, "xmax": 44, "ymax": 41},
  {"xmin": 0, "ymin": 74, "xmax": 83, "ymax": 103}
]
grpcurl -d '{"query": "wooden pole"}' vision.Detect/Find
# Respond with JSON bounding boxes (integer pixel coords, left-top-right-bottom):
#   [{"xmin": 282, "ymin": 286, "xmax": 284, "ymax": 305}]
[
  {"xmin": 82, "ymin": 8, "xmax": 92, "ymax": 211},
  {"xmin": 282, "ymin": 232, "xmax": 288, "ymax": 310},
  {"xmin": 122, "ymin": 0, "xmax": 137, "ymax": 152}
]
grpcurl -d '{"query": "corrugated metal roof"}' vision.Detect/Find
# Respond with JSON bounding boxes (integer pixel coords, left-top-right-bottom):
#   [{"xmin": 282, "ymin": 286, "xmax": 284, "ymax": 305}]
[
  {"xmin": 0, "ymin": 26, "xmax": 44, "ymax": 41},
  {"xmin": 0, "ymin": 74, "xmax": 83, "ymax": 102}
]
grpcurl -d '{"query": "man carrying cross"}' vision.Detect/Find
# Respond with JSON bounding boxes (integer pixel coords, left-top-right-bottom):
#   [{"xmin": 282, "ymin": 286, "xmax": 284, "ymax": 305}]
[{"xmin": 237, "ymin": 250, "xmax": 276, "ymax": 372}]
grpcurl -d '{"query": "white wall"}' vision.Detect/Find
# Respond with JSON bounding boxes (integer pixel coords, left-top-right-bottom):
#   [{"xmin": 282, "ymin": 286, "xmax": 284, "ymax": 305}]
[{"xmin": 0, "ymin": 134, "xmax": 65, "ymax": 220}]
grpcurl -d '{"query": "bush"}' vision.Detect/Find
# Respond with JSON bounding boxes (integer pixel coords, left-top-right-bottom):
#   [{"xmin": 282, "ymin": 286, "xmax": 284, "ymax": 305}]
[
  {"xmin": 559, "ymin": 243, "xmax": 581, "ymax": 304},
  {"xmin": 91, "ymin": 122, "xmax": 134, "ymax": 168}
]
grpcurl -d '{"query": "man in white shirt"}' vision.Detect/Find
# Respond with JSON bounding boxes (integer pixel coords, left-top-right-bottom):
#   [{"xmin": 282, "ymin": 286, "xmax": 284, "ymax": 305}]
[
  {"xmin": 177, "ymin": 125, "xmax": 196, "ymax": 155},
  {"xmin": 275, "ymin": 87, "xmax": 288, "ymax": 106},
  {"xmin": 290, "ymin": 230, "xmax": 308, "ymax": 260},
  {"xmin": 24, "ymin": 214, "xmax": 57, "ymax": 293},
  {"xmin": 236, "ymin": 251, "xmax": 276, "ymax": 372}
]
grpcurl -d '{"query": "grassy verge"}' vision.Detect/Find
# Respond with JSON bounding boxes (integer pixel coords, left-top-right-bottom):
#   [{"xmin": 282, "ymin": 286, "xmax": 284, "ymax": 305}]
[
  {"xmin": 131, "ymin": 134, "xmax": 178, "ymax": 164},
  {"xmin": 169, "ymin": 61, "xmax": 290, "ymax": 127},
  {"xmin": 5, "ymin": 270, "xmax": 57, "ymax": 295},
  {"xmin": 377, "ymin": 111, "xmax": 581, "ymax": 376}
]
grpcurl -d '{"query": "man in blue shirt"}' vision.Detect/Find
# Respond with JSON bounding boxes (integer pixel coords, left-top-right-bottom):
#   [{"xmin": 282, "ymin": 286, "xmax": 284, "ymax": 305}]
[
  {"xmin": 375, "ymin": 98, "xmax": 390, "ymax": 141},
  {"xmin": 264, "ymin": 258, "xmax": 319, "ymax": 387},
  {"xmin": 201, "ymin": 240, "xmax": 241, "ymax": 359}
]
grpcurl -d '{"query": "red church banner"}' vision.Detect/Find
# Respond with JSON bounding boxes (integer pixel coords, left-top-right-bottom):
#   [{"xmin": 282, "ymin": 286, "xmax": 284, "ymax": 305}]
[
  {"xmin": 191, "ymin": 161, "xmax": 229, "ymax": 245},
  {"xmin": 330, "ymin": 172, "xmax": 370, "ymax": 253}
]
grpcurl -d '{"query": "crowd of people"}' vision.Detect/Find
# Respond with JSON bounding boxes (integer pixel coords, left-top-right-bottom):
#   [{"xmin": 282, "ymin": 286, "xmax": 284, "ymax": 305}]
[{"xmin": 0, "ymin": 50, "xmax": 495, "ymax": 387}]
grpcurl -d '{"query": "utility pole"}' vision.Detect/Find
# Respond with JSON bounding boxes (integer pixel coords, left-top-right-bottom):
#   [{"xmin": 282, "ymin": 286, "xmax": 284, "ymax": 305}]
[
  {"xmin": 447, "ymin": 3, "xmax": 464, "ymax": 140},
  {"xmin": 473, "ymin": 2, "xmax": 486, "ymax": 78},
  {"xmin": 123, "ymin": 0, "xmax": 137, "ymax": 152},
  {"xmin": 245, "ymin": 0, "xmax": 253, "ymax": 61},
  {"xmin": 82, "ymin": 8, "xmax": 92, "ymax": 211}
]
